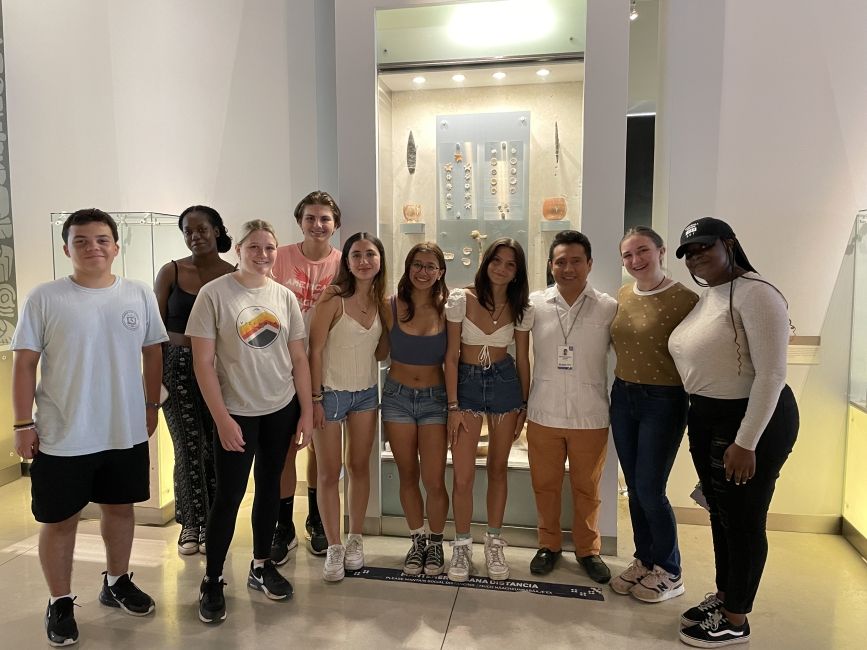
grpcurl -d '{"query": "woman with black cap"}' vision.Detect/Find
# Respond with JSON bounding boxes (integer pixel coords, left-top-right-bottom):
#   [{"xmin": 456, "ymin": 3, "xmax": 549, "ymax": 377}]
[{"xmin": 668, "ymin": 217, "xmax": 798, "ymax": 648}]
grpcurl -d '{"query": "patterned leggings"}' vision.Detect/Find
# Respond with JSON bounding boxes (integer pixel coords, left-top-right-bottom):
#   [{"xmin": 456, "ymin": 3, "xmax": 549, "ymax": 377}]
[{"xmin": 162, "ymin": 344, "xmax": 217, "ymax": 527}]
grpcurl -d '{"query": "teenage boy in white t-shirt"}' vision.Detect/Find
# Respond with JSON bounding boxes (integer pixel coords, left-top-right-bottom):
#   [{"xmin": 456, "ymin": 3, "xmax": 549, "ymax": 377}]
[{"xmin": 11, "ymin": 209, "xmax": 168, "ymax": 647}]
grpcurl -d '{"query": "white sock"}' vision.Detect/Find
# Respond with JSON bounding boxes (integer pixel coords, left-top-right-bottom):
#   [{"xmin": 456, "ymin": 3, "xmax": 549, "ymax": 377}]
[
  {"xmin": 409, "ymin": 527, "xmax": 426, "ymax": 537},
  {"xmin": 347, "ymin": 533, "xmax": 363, "ymax": 542},
  {"xmin": 252, "ymin": 559, "xmax": 266, "ymax": 569},
  {"xmin": 106, "ymin": 574, "xmax": 124, "ymax": 587},
  {"xmin": 49, "ymin": 593, "xmax": 74, "ymax": 605}
]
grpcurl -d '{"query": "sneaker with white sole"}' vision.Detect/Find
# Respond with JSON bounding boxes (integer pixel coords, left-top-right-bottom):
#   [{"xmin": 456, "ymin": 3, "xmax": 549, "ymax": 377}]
[
  {"xmin": 269, "ymin": 522, "xmax": 299, "ymax": 566},
  {"xmin": 403, "ymin": 533, "xmax": 426, "ymax": 575},
  {"xmin": 610, "ymin": 559, "xmax": 650, "ymax": 595},
  {"xmin": 344, "ymin": 534, "xmax": 364, "ymax": 570},
  {"xmin": 447, "ymin": 537, "xmax": 474, "ymax": 582},
  {"xmin": 630, "ymin": 565, "xmax": 685, "ymax": 603},
  {"xmin": 323, "ymin": 544, "xmax": 346, "ymax": 582},
  {"xmin": 681, "ymin": 592, "xmax": 724, "ymax": 627},
  {"xmin": 679, "ymin": 610, "xmax": 750, "ymax": 647},
  {"xmin": 45, "ymin": 596, "xmax": 79, "ymax": 647},
  {"xmin": 198, "ymin": 527, "xmax": 207, "ymax": 555},
  {"xmin": 198, "ymin": 576, "xmax": 226, "ymax": 624},
  {"xmin": 178, "ymin": 525, "xmax": 199, "ymax": 556},
  {"xmin": 98, "ymin": 573, "xmax": 155, "ymax": 616},
  {"xmin": 247, "ymin": 560, "xmax": 293, "ymax": 600},
  {"xmin": 484, "ymin": 533, "xmax": 509, "ymax": 581}
]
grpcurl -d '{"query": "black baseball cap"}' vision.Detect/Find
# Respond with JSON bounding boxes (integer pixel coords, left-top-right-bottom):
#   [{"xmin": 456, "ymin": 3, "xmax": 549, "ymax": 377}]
[{"xmin": 675, "ymin": 217, "xmax": 736, "ymax": 258}]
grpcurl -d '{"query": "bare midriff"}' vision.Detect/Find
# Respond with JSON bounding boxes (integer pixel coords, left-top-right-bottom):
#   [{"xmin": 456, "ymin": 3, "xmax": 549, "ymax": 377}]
[
  {"xmin": 388, "ymin": 359, "xmax": 445, "ymax": 388},
  {"xmin": 459, "ymin": 343, "xmax": 510, "ymax": 367}
]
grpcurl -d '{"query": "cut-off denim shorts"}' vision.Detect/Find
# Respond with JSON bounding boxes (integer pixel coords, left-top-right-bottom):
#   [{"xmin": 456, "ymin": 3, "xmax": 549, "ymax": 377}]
[
  {"xmin": 381, "ymin": 377, "xmax": 448, "ymax": 426},
  {"xmin": 457, "ymin": 355, "xmax": 523, "ymax": 415},
  {"xmin": 322, "ymin": 384, "xmax": 379, "ymax": 422}
]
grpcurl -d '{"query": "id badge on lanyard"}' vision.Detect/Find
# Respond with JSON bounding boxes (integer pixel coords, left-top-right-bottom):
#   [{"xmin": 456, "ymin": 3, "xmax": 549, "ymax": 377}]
[{"xmin": 557, "ymin": 344, "xmax": 575, "ymax": 370}]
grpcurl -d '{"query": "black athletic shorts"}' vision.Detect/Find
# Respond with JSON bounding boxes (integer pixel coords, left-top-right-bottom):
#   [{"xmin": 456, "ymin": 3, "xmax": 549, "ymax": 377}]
[{"xmin": 29, "ymin": 441, "xmax": 150, "ymax": 523}]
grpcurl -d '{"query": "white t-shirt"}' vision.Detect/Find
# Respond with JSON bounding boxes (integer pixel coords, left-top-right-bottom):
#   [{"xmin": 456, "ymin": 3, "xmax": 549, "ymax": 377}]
[
  {"xmin": 185, "ymin": 274, "xmax": 306, "ymax": 416},
  {"xmin": 11, "ymin": 276, "xmax": 169, "ymax": 456}
]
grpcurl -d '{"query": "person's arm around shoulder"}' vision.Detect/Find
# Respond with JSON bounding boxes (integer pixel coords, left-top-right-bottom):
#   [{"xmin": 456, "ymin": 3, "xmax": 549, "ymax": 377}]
[
  {"xmin": 308, "ymin": 285, "xmax": 341, "ymax": 430},
  {"xmin": 12, "ymin": 350, "xmax": 41, "ymax": 459}
]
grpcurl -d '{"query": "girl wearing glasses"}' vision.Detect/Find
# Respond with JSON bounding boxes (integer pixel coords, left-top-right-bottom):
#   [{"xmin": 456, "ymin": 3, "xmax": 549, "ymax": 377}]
[{"xmin": 381, "ymin": 243, "xmax": 450, "ymax": 576}]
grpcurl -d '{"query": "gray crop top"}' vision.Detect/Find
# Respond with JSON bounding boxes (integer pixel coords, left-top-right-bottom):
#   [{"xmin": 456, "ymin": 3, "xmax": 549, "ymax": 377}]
[{"xmin": 388, "ymin": 297, "xmax": 447, "ymax": 366}]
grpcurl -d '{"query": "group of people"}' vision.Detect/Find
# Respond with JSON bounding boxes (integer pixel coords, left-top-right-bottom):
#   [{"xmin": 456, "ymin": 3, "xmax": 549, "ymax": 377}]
[{"xmin": 10, "ymin": 194, "xmax": 798, "ymax": 649}]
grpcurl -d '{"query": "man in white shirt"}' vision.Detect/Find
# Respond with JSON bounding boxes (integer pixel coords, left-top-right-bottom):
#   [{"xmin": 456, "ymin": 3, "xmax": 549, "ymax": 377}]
[
  {"xmin": 526, "ymin": 230, "xmax": 617, "ymax": 583},
  {"xmin": 11, "ymin": 209, "xmax": 168, "ymax": 647}
]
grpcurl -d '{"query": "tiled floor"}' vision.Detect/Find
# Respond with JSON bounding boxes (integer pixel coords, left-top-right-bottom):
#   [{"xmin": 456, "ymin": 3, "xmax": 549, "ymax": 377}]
[{"xmin": 0, "ymin": 477, "xmax": 864, "ymax": 649}]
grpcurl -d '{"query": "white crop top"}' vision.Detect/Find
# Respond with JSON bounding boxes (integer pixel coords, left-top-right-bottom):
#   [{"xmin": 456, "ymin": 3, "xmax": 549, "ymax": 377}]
[
  {"xmin": 322, "ymin": 298, "xmax": 382, "ymax": 392},
  {"xmin": 445, "ymin": 288, "xmax": 534, "ymax": 368}
]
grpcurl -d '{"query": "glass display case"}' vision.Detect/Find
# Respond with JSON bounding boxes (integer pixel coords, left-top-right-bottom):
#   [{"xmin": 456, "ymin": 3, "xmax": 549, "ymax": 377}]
[
  {"xmin": 845, "ymin": 210, "xmax": 867, "ymax": 557},
  {"xmin": 376, "ymin": 48, "xmax": 600, "ymax": 544},
  {"xmin": 50, "ymin": 211, "xmax": 187, "ymax": 523}
]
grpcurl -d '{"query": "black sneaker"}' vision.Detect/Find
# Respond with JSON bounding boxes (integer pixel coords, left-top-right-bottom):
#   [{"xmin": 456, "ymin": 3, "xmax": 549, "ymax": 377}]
[
  {"xmin": 530, "ymin": 548, "xmax": 561, "ymax": 575},
  {"xmin": 424, "ymin": 540, "xmax": 446, "ymax": 576},
  {"xmin": 247, "ymin": 560, "xmax": 293, "ymax": 600},
  {"xmin": 577, "ymin": 554, "xmax": 611, "ymax": 584},
  {"xmin": 269, "ymin": 522, "xmax": 298, "ymax": 566},
  {"xmin": 403, "ymin": 534, "xmax": 427, "ymax": 575},
  {"xmin": 98, "ymin": 572, "xmax": 155, "ymax": 616},
  {"xmin": 679, "ymin": 610, "xmax": 750, "ymax": 647},
  {"xmin": 45, "ymin": 596, "xmax": 79, "ymax": 647},
  {"xmin": 198, "ymin": 576, "xmax": 226, "ymax": 624},
  {"xmin": 681, "ymin": 593, "xmax": 724, "ymax": 627},
  {"xmin": 306, "ymin": 514, "xmax": 328, "ymax": 556}
]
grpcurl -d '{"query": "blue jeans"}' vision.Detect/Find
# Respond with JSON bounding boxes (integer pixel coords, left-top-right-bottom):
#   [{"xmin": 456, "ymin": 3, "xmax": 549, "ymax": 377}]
[
  {"xmin": 610, "ymin": 378, "xmax": 687, "ymax": 575},
  {"xmin": 457, "ymin": 356, "xmax": 523, "ymax": 414}
]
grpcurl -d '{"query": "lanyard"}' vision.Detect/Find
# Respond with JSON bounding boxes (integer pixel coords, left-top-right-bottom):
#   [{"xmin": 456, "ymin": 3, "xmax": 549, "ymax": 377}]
[{"xmin": 554, "ymin": 295, "xmax": 587, "ymax": 345}]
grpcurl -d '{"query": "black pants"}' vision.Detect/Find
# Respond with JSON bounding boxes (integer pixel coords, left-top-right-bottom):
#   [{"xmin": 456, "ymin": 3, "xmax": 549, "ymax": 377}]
[
  {"xmin": 205, "ymin": 397, "xmax": 299, "ymax": 578},
  {"xmin": 687, "ymin": 385, "xmax": 798, "ymax": 614}
]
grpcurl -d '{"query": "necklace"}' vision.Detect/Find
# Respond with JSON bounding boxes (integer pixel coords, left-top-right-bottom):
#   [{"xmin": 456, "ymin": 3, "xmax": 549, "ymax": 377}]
[
  {"xmin": 488, "ymin": 302, "xmax": 508, "ymax": 325},
  {"xmin": 641, "ymin": 275, "xmax": 667, "ymax": 292}
]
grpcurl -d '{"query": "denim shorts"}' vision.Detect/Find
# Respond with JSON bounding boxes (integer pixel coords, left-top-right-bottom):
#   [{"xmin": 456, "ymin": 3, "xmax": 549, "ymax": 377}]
[
  {"xmin": 381, "ymin": 377, "xmax": 448, "ymax": 426},
  {"xmin": 322, "ymin": 384, "xmax": 379, "ymax": 422},
  {"xmin": 457, "ymin": 355, "xmax": 523, "ymax": 414}
]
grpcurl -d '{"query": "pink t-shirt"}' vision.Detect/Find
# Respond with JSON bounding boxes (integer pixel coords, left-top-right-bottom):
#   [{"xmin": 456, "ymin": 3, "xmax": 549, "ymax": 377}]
[{"xmin": 272, "ymin": 243, "xmax": 342, "ymax": 331}]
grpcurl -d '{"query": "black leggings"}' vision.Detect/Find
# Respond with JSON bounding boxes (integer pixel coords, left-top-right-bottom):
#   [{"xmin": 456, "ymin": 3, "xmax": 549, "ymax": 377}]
[
  {"xmin": 688, "ymin": 385, "xmax": 798, "ymax": 614},
  {"xmin": 205, "ymin": 397, "xmax": 299, "ymax": 578}
]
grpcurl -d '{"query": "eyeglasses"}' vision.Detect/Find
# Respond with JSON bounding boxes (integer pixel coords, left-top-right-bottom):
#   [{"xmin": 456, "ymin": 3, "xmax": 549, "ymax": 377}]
[{"xmin": 410, "ymin": 262, "xmax": 440, "ymax": 274}]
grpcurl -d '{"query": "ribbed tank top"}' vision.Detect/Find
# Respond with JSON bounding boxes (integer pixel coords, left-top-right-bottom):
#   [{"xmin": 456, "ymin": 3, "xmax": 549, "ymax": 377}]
[
  {"xmin": 165, "ymin": 260, "xmax": 197, "ymax": 333},
  {"xmin": 322, "ymin": 298, "xmax": 382, "ymax": 391},
  {"xmin": 388, "ymin": 297, "xmax": 447, "ymax": 366}
]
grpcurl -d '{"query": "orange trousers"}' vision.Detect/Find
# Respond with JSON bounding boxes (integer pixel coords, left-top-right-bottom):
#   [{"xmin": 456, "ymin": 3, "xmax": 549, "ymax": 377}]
[{"xmin": 527, "ymin": 420, "xmax": 608, "ymax": 556}]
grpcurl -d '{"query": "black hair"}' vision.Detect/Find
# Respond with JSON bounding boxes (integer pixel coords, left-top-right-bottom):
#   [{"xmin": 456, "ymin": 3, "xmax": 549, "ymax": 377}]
[
  {"xmin": 293, "ymin": 190, "xmax": 342, "ymax": 229},
  {"xmin": 178, "ymin": 205, "xmax": 232, "ymax": 253},
  {"xmin": 397, "ymin": 242, "xmax": 448, "ymax": 322},
  {"xmin": 62, "ymin": 208, "xmax": 118, "ymax": 243},
  {"xmin": 548, "ymin": 229, "xmax": 592, "ymax": 262},
  {"xmin": 474, "ymin": 237, "xmax": 530, "ymax": 326},
  {"xmin": 333, "ymin": 232, "xmax": 387, "ymax": 305}
]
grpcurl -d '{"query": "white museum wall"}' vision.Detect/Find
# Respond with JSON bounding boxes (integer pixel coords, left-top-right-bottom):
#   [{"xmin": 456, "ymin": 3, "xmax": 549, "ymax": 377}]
[
  {"xmin": 5, "ymin": 0, "xmax": 334, "ymax": 300},
  {"xmin": 655, "ymin": 0, "xmax": 867, "ymax": 524}
]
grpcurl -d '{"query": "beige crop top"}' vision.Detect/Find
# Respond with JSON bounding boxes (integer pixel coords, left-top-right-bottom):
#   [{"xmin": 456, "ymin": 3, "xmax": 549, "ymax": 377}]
[
  {"xmin": 445, "ymin": 288, "xmax": 534, "ymax": 368},
  {"xmin": 322, "ymin": 298, "xmax": 382, "ymax": 392}
]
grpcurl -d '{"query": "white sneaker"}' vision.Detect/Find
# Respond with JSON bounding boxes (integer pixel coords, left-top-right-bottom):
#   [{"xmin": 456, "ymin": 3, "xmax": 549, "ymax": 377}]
[
  {"xmin": 344, "ymin": 534, "xmax": 364, "ymax": 570},
  {"xmin": 447, "ymin": 537, "xmax": 474, "ymax": 582},
  {"xmin": 630, "ymin": 565, "xmax": 685, "ymax": 603},
  {"xmin": 323, "ymin": 544, "xmax": 345, "ymax": 582},
  {"xmin": 484, "ymin": 533, "xmax": 509, "ymax": 581},
  {"xmin": 610, "ymin": 559, "xmax": 650, "ymax": 595}
]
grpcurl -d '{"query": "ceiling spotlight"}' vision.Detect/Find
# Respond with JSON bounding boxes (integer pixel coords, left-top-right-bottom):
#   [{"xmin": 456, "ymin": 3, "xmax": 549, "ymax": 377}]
[
  {"xmin": 492, "ymin": 71, "xmax": 507, "ymax": 80},
  {"xmin": 536, "ymin": 68, "xmax": 550, "ymax": 78},
  {"xmin": 412, "ymin": 76, "xmax": 426, "ymax": 84},
  {"xmin": 452, "ymin": 74, "xmax": 466, "ymax": 82},
  {"xmin": 630, "ymin": 0, "xmax": 639, "ymax": 21}
]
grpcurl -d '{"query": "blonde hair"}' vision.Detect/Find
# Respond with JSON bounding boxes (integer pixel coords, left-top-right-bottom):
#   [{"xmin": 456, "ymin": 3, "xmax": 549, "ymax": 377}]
[{"xmin": 236, "ymin": 219, "xmax": 279, "ymax": 247}]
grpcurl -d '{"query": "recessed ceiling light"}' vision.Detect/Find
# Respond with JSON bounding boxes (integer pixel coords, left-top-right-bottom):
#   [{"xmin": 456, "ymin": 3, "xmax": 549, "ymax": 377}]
[
  {"xmin": 492, "ymin": 72, "xmax": 507, "ymax": 80},
  {"xmin": 452, "ymin": 74, "xmax": 466, "ymax": 82},
  {"xmin": 536, "ymin": 68, "xmax": 550, "ymax": 77},
  {"xmin": 412, "ymin": 76, "xmax": 426, "ymax": 84}
]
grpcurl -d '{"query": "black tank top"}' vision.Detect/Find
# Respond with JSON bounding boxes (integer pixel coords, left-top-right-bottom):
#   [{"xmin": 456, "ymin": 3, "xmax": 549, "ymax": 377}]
[{"xmin": 165, "ymin": 260, "xmax": 197, "ymax": 333}]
